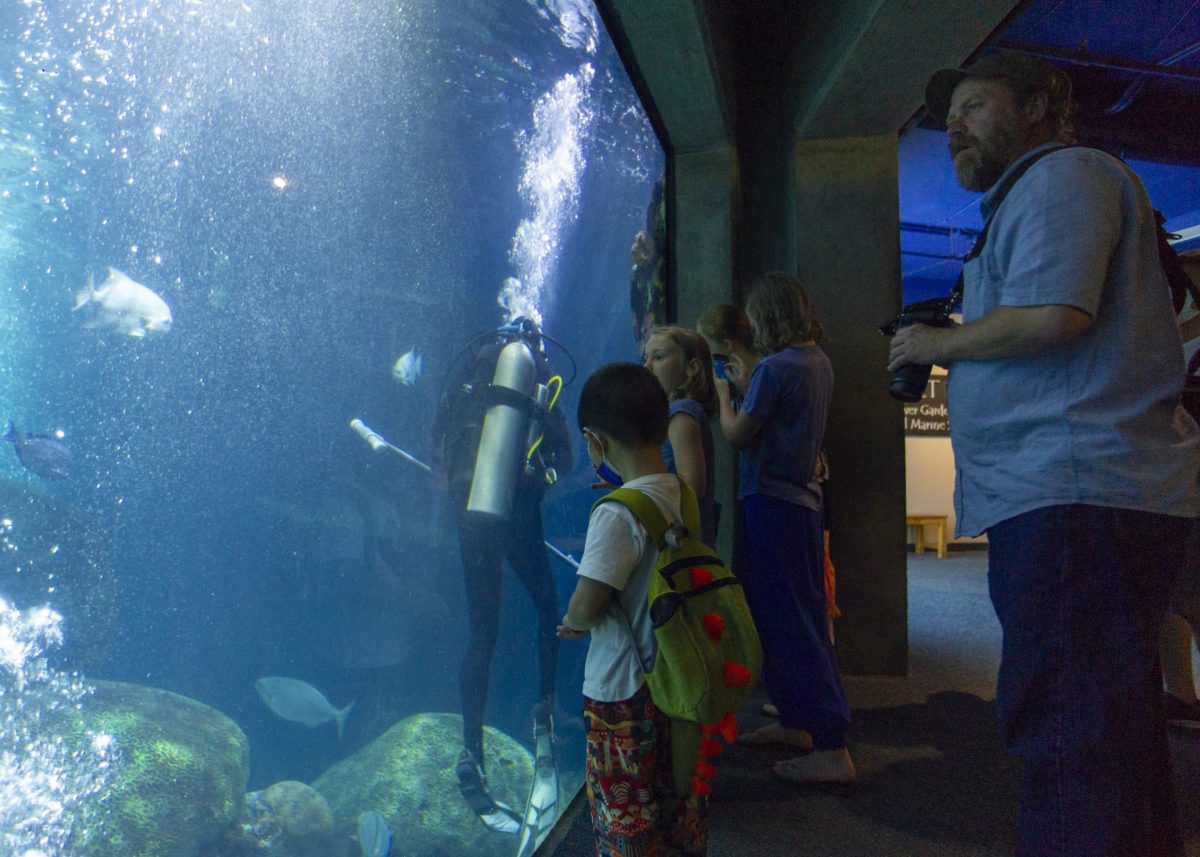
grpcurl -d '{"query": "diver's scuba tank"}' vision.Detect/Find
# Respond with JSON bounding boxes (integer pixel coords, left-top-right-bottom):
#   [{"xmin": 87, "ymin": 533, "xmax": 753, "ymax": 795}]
[{"xmin": 467, "ymin": 339, "xmax": 538, "ymax": 521}]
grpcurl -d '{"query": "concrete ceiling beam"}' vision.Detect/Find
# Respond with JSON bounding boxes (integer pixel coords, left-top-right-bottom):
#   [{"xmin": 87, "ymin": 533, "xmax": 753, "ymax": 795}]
[
  {"xmin": 598, "ymin": 0, "xmax": 732, "ymax": 153},
  {"xmin": 792, "ymin": 0, "xmax": 1022, "ymax": 140}
]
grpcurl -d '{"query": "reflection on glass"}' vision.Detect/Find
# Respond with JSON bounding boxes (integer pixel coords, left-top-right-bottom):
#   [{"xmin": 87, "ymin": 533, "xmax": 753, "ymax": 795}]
[{"xmin": 0, "ymin": 0, "xmax": 664, "ymax": 854}]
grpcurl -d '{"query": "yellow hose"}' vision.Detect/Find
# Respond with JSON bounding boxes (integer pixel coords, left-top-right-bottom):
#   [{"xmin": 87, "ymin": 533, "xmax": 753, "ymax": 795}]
[{"xmin": 525, "ymin": 375, "xmax": 564, "ymax": 475}]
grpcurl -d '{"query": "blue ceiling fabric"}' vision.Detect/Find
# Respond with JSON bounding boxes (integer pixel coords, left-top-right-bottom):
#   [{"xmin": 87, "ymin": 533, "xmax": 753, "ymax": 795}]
[{"xmin": 900, "ymin": 0, "xmax": 1200, "ymax": 300}]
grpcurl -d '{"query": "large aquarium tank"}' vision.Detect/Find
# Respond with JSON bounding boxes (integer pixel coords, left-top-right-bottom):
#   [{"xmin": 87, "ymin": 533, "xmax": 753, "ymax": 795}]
[{"xmin": 0, "ymin": 0, "xmax": 666, "ymax": 854}]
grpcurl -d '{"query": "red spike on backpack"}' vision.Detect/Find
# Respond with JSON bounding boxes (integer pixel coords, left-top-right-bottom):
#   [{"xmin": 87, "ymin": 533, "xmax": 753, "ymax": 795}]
[
  {"xmin": 690, "ymin": 567, "xmax": 713, "ymax": 587},
  {"xmin": 701, "ymin": 613, "xmax": 725, "ymax": 643},
  {"xmin": 716, "ymin": 711, "xmax": 738, "ymax": 743},
  {"xmin": 723, "ymin": 661, "xmax": 751, "ymax": 687}
]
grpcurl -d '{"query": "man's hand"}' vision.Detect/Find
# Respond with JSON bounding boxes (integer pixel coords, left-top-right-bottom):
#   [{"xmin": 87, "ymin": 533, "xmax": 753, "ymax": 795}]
[
  {"xmin": 557, "ymin": 623, "xmax": 589, "ymax": 640},
  {"xmin": 888, "ymin": 306, "xmax": 1090, "ymax": 372},
  {"xmin": 888, "ymin": 323, "xmax": 954, "ymax": 372}
]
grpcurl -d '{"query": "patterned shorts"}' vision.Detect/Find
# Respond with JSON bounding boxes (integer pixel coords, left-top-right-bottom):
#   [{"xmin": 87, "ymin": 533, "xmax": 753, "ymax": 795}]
[{"xmin": 584, "ymin": 685, "xmax": 707, "ymax": 857}]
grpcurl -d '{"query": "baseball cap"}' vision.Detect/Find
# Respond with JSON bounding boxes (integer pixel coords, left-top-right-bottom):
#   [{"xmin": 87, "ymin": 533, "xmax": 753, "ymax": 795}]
[{"xmin": 924, "ymin": 50, "xmax": 1072, "ymax": 124}]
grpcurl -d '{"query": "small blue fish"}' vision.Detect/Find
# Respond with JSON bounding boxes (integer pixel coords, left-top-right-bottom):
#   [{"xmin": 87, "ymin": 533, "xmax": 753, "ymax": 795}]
[
  {"xmin": 391, "ymin": 347, "xmax": 423, "ymax": 387},
  {"xmin": 4, "ymin": 423, "xmax": 71, "ymax": 480},
  {"xmin": 356, "ymin": 810, "xmax": 392, "ymax": 857}
]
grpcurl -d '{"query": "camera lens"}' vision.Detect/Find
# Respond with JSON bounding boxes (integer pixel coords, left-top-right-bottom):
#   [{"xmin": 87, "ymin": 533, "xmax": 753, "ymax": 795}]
[
  {"xmin": 889, "ymin": 361, "xmax": 933, "ymax": 403},
  {"xmin": 884, "ymin": 306, "xmax": 954, "ymax": 403}
]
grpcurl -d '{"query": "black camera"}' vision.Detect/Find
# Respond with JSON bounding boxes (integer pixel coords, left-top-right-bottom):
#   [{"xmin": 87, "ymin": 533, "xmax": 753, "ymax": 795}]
[{"xmin": 878, "ymin": 297, "xmax": 956, "ymax": 403}]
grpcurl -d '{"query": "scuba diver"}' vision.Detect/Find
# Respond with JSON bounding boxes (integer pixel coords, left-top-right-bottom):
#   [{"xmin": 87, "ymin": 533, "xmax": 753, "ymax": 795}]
[{"xmin": 430, "ymin": 316, "xmax": 573, "ymax": 844}]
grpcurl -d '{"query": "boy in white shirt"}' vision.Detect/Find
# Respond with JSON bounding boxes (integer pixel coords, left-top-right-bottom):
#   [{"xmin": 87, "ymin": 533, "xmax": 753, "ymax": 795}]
[{"xmin": 557, "ymin": 362, "xmax": 707, "ymax": 856}]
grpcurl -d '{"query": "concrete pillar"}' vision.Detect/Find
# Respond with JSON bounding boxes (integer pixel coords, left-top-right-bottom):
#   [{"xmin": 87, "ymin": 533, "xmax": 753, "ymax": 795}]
[
  {"xmin": 671, "ymin": 146, "xmax": 738, "ymax": 559},
  {"xmin": 794, "ymin": 134, "xmax": 907, "ymax": 676}
]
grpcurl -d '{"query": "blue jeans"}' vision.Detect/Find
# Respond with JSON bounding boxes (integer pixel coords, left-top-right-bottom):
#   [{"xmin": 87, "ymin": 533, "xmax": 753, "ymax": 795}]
[
  {"xmin": 741, "ymin": 494, "xmax": 849, "ymax": 749},
  {"xmin": 988, "ymin": 504, "xmax": 1188, "ymax": 857}
]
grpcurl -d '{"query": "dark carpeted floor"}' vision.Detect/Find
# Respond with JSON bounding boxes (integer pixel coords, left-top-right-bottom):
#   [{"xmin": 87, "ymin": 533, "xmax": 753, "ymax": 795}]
[{"xmin": 545, "ymin": 549, "xmax": 1200, "ymax": 857}]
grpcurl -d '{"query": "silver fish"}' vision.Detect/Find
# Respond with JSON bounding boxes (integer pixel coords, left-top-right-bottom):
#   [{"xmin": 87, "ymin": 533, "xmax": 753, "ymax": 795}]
[
  {"xmin": 391, "ymin": 347, "xmax": 423, "ymax": 386},
  {"xmin": 254, "ymin": 677, "xmax": 353, "ymax": 739},
  {"xmin": 73, "ymin": 267, "xmax": 173, "ymax": 337},
  {"xmin": 356, "ymin": 810, "xmax": 393, "ymax": 857}
]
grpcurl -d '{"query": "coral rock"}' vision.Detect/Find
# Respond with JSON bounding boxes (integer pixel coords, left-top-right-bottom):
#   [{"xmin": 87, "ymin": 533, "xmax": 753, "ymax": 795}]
[
  {"xmin": 240, "ymin": 780, "xmax": 333, "ymax": 857},
  {"xmin": 42, "ymin": 680, "xmax": 249, "ymax": 857},
  {"xmin": 312, "ymin": 712, "xmax": 535, "ymax": 857}
]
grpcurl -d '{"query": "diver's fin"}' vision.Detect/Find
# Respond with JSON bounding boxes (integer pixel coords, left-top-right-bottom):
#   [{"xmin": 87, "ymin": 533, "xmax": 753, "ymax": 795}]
[
  {"xmin": 478, "ymin": 801, "xmax": 523, "ymax": 836},
  {"xmin": 457, "ymin": 749, "xmax": 521, "ymax": 836},
  {"xmin": 514, "ymin": 701, "xmax": 559, "ymax": 857}
]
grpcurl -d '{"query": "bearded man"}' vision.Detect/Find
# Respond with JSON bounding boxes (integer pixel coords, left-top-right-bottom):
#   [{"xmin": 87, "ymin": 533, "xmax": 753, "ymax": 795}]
[{"xmin": 889, "ymin": 51, "xmax": 1200, "ymax": 856}]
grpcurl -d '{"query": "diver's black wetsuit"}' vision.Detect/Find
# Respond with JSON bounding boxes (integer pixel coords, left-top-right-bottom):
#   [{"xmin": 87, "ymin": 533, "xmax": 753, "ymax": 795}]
[{"xmin": 433, "ymin": 333, "xmax": 573, "ymax": 765}]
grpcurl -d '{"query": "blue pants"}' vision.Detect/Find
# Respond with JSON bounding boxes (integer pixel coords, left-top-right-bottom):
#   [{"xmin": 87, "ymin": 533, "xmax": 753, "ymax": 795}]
[
  {"xmin": 741, "ymin": 494, "xmax": 849, "ymax": 749},
  {"xmin": 988, "ymin": 504, "xmax": 1188, "ymax": 857}
]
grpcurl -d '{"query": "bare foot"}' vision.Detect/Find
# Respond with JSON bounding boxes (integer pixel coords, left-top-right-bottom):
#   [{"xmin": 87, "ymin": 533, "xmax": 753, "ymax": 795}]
[
  {"xmin": 772, "ymin": 747, "xmax": 856, "ymax": 791},
  {"xmin": 737, "ymin": 722, "xmax": 813, "ymax": 751}
]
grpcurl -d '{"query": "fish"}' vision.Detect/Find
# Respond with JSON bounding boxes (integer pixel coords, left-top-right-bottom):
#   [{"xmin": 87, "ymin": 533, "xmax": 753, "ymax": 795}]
[
  {"xmin": 73, "ymin": 267, "xmax": 173, "ymax": 337},
  {"xmin": 254, "ymin": 676, "xmax": 354, "ymax": 739},
  {"xmin": 356, "ymin": 810, "xmax": 393, "ymax": 857},
  {"xmin": 391, "ymin": 347, "xmax": 423, "ymax": 386},
  {"xmin": 4, "ymin": 423, "xmax": 71, "ymax": 480}
]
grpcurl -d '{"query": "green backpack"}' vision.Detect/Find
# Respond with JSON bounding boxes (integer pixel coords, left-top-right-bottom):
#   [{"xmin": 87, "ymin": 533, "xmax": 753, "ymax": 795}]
[{"xmin": 595, "ymin": 478, "xmax": 762, "ymax": 796}]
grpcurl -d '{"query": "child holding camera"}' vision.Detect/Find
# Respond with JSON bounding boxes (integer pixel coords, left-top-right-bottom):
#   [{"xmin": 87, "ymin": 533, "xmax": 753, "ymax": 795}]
[{"xmin": 698, "ymin": 303, "xmax": 760, "ymax": 400}]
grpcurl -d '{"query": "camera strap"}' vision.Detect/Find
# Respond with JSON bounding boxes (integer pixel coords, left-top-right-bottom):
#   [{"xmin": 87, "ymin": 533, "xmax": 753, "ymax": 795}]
[
  {"xmin": 947, "ymin": 144, "xmax": 1197, "ymax": 327},
  {"xmin": 945, "ymin": 143, "xmax": 1072, "ymax": 311}
]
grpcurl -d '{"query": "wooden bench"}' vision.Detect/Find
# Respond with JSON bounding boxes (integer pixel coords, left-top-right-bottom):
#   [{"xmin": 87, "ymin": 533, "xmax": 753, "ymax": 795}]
[{"xmin": 906, "ymin": 514, "xmax": 949, "ymax": 558}]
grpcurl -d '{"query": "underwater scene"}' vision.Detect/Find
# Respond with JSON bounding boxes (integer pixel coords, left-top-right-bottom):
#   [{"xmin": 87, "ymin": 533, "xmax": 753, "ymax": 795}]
[{"xmin": 0, "ymin": 1, "xmax": 665, "ymax": 855}]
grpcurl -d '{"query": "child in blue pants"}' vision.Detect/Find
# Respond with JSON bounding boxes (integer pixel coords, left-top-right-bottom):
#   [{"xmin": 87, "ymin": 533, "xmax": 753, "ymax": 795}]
[{"xmin": 714, "ymin": 272, "xmax": 855, "ymax": 788}]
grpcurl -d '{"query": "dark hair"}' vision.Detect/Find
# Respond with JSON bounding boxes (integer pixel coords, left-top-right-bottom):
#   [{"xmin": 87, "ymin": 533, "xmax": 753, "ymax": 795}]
[
  {"xmin": 577, "ymin": 363, "xmax": 669, "ymax": 446},
  {"xmin": 649, "ymin": 325, "xmax": 718, "ymax": 419},
  {"xmin": 744, "ymin": 272, "xmax": 825, "ymax": 354},
  {"xmin": 697, "ymin": 304, "xmax": 754, "ymax": 351}
]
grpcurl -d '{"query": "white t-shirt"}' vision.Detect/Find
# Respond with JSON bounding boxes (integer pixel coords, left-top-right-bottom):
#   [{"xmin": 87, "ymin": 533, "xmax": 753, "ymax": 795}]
[{"xmin": 577, "ymin": 473, "xmax": 682, "ymax": 702}]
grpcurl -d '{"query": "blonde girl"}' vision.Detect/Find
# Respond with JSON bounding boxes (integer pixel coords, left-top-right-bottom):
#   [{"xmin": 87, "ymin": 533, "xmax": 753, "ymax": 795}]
[{"xmin": 642, "ymin": 325, "xmax": 719, "ymax": 547}]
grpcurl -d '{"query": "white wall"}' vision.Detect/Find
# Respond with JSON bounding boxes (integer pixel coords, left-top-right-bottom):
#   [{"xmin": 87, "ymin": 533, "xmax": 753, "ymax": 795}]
[{"xmin": 903, "ymin": 369, "xmax": 988, "ymax": 546}]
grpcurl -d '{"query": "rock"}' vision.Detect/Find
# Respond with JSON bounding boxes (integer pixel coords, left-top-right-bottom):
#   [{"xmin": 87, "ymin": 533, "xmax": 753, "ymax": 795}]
[
  {"xmin": 313, "ymin": 712, "xmax": 533, "ymax": 857},
  {"xmin": 238, "ymin": 780, "xmax": 334, "ymax": 857},
  {"xmin": 44, "ymin": 680, "xmax": 249, "ymax": 857}
]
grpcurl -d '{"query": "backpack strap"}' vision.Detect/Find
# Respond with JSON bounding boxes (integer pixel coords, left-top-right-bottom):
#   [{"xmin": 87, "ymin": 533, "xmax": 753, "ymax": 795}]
[
  {"xmin": 591, "ymin": 478, "xmax": 710, "ymax": 679},
  {"xmin": 595, "ymin": 476, "xmax": 702, "ymax": 548}
]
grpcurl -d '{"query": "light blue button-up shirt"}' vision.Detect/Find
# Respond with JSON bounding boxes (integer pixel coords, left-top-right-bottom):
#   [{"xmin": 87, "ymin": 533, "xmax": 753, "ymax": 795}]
[{"xmin": 946, "ymin": 144, "xmax": 1200, "ymax": 536}]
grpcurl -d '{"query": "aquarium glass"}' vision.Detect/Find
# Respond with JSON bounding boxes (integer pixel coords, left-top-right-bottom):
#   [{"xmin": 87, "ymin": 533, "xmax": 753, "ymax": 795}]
[{"xmin": 0, "ymin": 0, "xmax": 665, "ymax": 854}]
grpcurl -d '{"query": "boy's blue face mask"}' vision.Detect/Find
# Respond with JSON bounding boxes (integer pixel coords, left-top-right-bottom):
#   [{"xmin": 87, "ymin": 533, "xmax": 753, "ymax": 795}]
[
  {"xmin": 594, "ymin": 459, "xmax": 624, "ymax": 487},
  {"xmin": 583, "ymin": 428, "xmax": 624, "ymax": 487}
]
